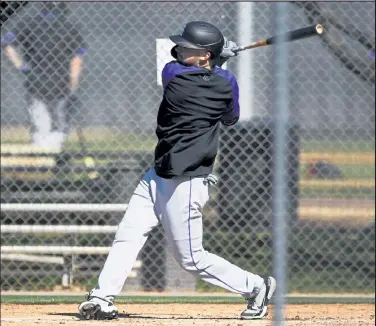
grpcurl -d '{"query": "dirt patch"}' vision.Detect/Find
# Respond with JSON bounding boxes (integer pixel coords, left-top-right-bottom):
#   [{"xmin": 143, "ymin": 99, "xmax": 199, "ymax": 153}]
[{"xmin": 1, "ymin": 304, "xmax": 374, "ymax": 326}]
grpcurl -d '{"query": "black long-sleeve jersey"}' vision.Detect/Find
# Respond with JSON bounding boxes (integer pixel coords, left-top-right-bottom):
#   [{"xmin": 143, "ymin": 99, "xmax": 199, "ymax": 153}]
[{"xmin": 154, "ymin": 61, "xmax": 240, "ymax": 178}]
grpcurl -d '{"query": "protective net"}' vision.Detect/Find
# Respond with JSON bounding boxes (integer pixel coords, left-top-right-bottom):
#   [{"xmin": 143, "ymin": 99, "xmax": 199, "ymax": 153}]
[{"xmin": 1, "ymin": 1, "xmax": 374, "ymax": 293}]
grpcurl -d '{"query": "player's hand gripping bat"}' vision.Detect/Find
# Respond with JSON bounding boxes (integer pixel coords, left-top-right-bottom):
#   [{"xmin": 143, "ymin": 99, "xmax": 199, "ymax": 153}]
[{"xmin": 234, "ymin": 24, "xmax": 324, "ymax": 53}]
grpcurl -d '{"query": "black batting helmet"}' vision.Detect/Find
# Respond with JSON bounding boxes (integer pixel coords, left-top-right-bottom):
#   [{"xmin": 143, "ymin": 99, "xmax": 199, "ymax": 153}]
[{"xmin": 169, "ymin": 21, "xmax": 224, "ymax": 59}]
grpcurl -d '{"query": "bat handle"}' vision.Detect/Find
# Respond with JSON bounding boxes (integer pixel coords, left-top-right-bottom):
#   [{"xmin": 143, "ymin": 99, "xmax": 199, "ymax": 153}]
[
  {"xmin": 233, "ymin": 45, "xmax": 252, "ymax": 53},
  {"xmin": 233, "ymin": 40, "xmax": 268, "ymax": 53}
]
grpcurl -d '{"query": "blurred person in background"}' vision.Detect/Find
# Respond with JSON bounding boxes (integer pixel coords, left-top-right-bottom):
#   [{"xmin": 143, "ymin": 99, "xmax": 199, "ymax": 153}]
[{"xmin": 1, "ymin": 1, "xmax": 87, "ymax": 150}]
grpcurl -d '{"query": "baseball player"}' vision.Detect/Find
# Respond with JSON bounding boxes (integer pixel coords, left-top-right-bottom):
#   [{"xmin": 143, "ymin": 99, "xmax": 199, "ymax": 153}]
[
  {"xmin": 1, "ymin": 2, "xmax": 86, "ymax": 150},
  {"xmin": 78, "ymin": 21, "xmax": 276, "ymax": 321}
]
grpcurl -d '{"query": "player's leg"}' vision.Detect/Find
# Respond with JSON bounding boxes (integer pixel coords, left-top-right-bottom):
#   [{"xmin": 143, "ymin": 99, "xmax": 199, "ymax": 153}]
[
  {"xmin": 157, "ymin": 175, "xmax": 275, "ymax": 319},
  {"xmin": 79, "ymin": 168, "xmax": 159, "ymax": 320},
  {"xmin": 26, "ymin": 95, "xmax": 52, "ymax": 147},
  {"xmin": 50, "ymin": 98, "xmax": 69, "ymax": 150}
]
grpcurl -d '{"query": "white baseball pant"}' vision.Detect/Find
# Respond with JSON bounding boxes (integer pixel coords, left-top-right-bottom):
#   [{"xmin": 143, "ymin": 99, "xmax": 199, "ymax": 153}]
[
  {"xmin": 90, "ymin": 168, "xmax": 264, "ymax": 298},
  {"xmin": 27, "ymin": 96, "xmax": 68, "ymax": 150}
]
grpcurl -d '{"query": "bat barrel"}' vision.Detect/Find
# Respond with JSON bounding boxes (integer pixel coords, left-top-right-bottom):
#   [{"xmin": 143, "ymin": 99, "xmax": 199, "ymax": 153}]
[
  {"xmin": 315, "ymin": 24, "xmax": 324, "ymax": 35},
  {"xmin": 235, "ymin": 24, "xmax": 324, "ymax": 52},
  {"xmin": 266, "ymin": 24, "xmax": 323, "ymax": 45}
]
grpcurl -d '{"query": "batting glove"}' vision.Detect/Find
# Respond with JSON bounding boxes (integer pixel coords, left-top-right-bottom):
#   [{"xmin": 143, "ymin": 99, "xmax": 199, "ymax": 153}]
[
  {"xmin": 204, "ymin": 174, "xmax": 218, "ymax": 186},
  {"xmin": 216, "ymin": 37, "xmax": 239, "ymax": 67},
  {"xmin": 221, "ymin": 37, "xmax": 239, "ymax": 58}
]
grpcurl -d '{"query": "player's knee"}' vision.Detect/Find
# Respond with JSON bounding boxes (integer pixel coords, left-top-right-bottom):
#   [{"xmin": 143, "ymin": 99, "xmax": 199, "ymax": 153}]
[
  {"xmin": 114, "ymin": 224, "xmax": 143, "ymax": 241},
  {"xmin": 178, "ymin": 249, "xmax": 209, "ymax": 272}
]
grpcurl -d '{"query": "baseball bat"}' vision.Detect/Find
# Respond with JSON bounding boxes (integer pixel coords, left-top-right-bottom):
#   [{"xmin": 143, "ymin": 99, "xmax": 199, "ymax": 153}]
[{"xmin": 234, "ymin": 24, "xmax": 323, "ymax": 52}]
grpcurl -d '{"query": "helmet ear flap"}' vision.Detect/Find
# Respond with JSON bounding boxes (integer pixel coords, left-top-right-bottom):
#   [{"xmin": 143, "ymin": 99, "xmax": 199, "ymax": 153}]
[{"xmin": 171, "ymin": 45, "xmax": 178, "ymax": 59}]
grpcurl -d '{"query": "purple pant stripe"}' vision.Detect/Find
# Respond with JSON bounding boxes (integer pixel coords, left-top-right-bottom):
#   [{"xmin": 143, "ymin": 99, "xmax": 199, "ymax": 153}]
[{"xmin": 187, "ymin": 178, "xmax": 247, "ymax": 295}]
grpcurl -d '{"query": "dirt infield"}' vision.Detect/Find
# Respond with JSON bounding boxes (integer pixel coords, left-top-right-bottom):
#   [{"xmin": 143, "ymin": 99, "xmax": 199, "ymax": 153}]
[{"xmin": 1, "ymin": 303, "xmax": 374, "ymax": 326}]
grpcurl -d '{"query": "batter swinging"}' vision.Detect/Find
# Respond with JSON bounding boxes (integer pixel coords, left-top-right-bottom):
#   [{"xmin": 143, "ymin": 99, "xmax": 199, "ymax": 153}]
[{"xmin": 79, "ymin": 21, "xmax": 276, "ymax": 321}]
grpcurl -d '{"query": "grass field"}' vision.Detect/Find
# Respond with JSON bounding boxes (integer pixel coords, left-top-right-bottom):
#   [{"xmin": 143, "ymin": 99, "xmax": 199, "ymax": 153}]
[{"xmin": 1, "ymin": 126, "xmax": 375, "ymax": 152}]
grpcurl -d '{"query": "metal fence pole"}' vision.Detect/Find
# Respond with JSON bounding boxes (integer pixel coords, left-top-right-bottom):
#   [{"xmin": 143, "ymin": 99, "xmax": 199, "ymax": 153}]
[
  {"xmin": 273, "ymin": 2, "xmax": 290, "ymax": 325},
  {"xmin": 237, "ymin": 2, "xmax": 254, "ymax": 120}
]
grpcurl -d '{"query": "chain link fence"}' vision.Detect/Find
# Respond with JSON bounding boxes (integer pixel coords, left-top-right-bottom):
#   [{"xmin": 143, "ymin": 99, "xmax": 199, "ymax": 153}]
[{"xmin": 1, "ymin": 1, "xmax": 374, "ymax": 294}]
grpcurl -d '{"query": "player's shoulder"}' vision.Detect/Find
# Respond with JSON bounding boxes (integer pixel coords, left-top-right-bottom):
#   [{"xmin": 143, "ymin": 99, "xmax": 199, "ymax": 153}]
[
  {"xmin": 214, "ymin": 66, "xmax": 237, "ymax": 82},
  {"xmin": 214, "ymin": 66, "xmax": 239, "ymax": 90},
  {"xmin": 162, "ymin": 61, "xmax": 205, "ymax": 80},
  {"xmin": 162, "ymin": 60, "xmax": 179, "ymax": 74},
  {"xmin": 163, "ymin": 61, "xmax": 203, "ymax": 74},
  {"xmin": 162, "ymin": 61, "xmax": 210, "ymax": 88}
]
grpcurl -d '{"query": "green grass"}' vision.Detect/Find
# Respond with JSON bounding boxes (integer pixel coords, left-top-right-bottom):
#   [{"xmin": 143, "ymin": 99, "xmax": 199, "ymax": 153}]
[
  {"xmin": 0, "ymin": 295, "xmax": 374, "ymax": 305},
  {"xmin": 62, "ymin": 138, "xmax": 373, "ymax": 154},
  {"xmin": 65, "ymin": 139, "xmax": 374, "ymax": 154},
  {"xmin": 63, "ymin": 139, "xmax": 156, "ymax": 152},
  {"xmin": 301, "ymin": 139, "xmax": 375, "ymax": 153},
  {"xmin": 300, "ymin": 164, "xmax": 375, "ymax": 180},
  {"xmin": 1, "ymin": 126, "xmax": 374, "ymax": 153},
  {"xmin": 334, "ymin": 165, "xmax": 374, "ymax": 179},
  {"xmin": 1, "ymin": 128, "xmax": 157, "ymax": 152},
  {"xmin": 299, "ymin": 160, "xmax": 375, "ymax": 199},
  {"xmin": 300, "ymin": 187, "xmax": 375, "ymax": 199}
]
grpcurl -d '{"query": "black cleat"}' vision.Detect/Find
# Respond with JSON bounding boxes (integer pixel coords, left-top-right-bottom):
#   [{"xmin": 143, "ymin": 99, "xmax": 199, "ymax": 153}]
[
  {"xmin": 78, "ymin": 294, "xmax": 118, "ymax": 320},
  {"xmin": 240, "ymin": 276, "xmax": 276, "ymax": 320}
]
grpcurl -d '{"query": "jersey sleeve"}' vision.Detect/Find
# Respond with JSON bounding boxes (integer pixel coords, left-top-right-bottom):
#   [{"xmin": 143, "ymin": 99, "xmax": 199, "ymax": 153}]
[
  {"xmin": 162, "ymin": 61, "xmax": 187, "ymax": 88},
  {"xmin": 162, "ymin": 61, "xmax": 204, "ymax": 89},
  {"xmin": 221, "ymin": 74, "xmax": 240, "ymax": 126},
  {"xmin": 1, "ymin": 20, "xmax": 28, "ymax": 47},
  {"xmin": 162, "ymin": 61, "xmax": 175, "ymax": 88},
  {"xmin": 68, "ymin": 24, "xmax": 87, "ymax": 56}
]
